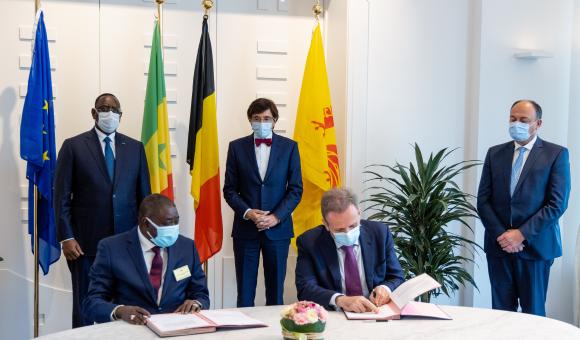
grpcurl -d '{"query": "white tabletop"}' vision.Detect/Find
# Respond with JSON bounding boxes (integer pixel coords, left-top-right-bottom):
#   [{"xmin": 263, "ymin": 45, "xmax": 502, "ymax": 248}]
[{"xmin": 37, "ymin": 305, "xmax": 580, "ymax": 340}]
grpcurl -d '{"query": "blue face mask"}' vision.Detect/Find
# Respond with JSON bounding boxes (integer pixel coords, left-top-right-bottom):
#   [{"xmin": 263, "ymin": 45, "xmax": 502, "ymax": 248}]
[
  {"xmin": 146, "ymin": 217, "xmax": 179, "ymax": 248},
  {"xmin": 251, "ymin": 122, "xmax": 273, "ymax": 138},
  {"xmin": 509, "ymin": 121, "xmax": 531, "ymax": 142},
  {"xmin": 332, "ymin": 225, "xmax": 361, "ymax": 247}
]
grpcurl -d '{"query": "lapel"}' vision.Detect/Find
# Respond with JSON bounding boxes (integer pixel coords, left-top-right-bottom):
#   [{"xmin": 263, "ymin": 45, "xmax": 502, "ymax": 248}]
[
  {"xmin": 319, "ymin": 230, "xmax": 342, "ymax": 291},
  {"xmin": 159, "ymin": 243, "xmax": 179, "ymax": 306},
  {"xmin": 263, "ymin": 133, "xmax": 281, "ymax": 182},
  {"xmin": 243, "ymin": 134, "xmax": 262, "ymax": 181},
  {"xmin": 113, "ymin": 133, "xmax": 128, "ymax": 191},
  {"xmin": 513, "ymin": 137, "xmax": 543, "ymax": 196},
  {"xmin": 359, "ymin": 225, "xmax": 375, "ymax": 292},
  {"xmin": 498, "ymin": 142, "xmax": 515, "ymax": 199},
  {"xmin": 126, "ymin": 228, "xmax": 158, "ymax": 305},
  {"xmin": 84, "ymin": 129, "xmax": 111, "ymax": 183}
]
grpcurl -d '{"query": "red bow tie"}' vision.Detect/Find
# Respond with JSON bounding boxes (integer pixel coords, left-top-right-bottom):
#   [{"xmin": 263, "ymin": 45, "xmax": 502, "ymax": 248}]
[{"xmin": 255, "ymin": 138, "xmax": 272, "ymax": 147}]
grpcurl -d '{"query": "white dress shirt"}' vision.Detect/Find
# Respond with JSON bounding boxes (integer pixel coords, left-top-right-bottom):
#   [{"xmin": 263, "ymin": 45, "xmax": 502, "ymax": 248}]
[
  {"xmin": 512, "ymin": 135, "xmax": 537, "ymax": 169},
  {"xmin": 243, "ymin": 133, "xmax": 272, "ymax": 220},
  {"xmin": 254, "ymin": 134, "xmax": 272, "ymax": 180},
  {"xmin": 137, "ymin": 227, "xmax": 167, "ymax": 304},
  {"xmin": 329, "ymin": 237, "xmax": 391, "ymax": 308},
  {"xmin": 94, "ymin": 127, "xmax": 116, "ymax": 158}
]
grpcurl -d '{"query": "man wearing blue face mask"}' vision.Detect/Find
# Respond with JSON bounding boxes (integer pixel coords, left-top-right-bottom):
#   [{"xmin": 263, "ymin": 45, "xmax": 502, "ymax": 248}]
[
  {"xmin": 224, "ymin": 98, "xmax": 303, "ymax": 307},
  {"xmin": 478, "ymin": 99, "xmax": 571, "ymax": 316},
  {"xmin": 54, "ymin": 93, "xmax": 151, "ymax": 327},
  {"xmin": 84, "ymin": 194, "xmax": 209, "ymax": 324},
  {"xmin": 295, "ymin": 188, "xmax": 404, "ymax": 312}
]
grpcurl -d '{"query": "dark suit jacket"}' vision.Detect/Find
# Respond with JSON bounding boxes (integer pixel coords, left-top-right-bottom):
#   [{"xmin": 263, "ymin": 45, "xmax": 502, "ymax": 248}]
[
  {"xmin": 84, "ymin": 228, "xmax": 210, "ymax": 323},
  {"xmin": 295, "ymin": 220, "xmax": 404, "ymax": 309},
  {"xmin": 477, "ymin": 137, "xmax": 571, "ymax": 260},
  {"xmin": 54, "ymin": 129, "xmax": 151, "ymax": 255},
  {"xmin": 223, "ymin": 133, "xmax": 303, "ymax": 240}
]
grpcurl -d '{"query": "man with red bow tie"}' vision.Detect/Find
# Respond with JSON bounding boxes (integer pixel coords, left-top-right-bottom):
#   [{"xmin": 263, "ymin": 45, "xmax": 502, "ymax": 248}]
[{"xmin": 224, "ymin": 98, "xmax": 303, "ymax": 307}]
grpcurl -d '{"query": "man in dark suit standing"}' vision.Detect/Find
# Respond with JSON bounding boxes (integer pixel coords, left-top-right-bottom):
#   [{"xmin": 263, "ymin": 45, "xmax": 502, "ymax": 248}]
[
  {"xmin": 84, "ymin": 194, "xmax": 209, "ymax": 324},
  {"xmin": 54, "ymin": 93, "xmax": 151, "ymax": 327},
  {"xmin": 295, "ymin": 188, "xmax": 404, "ymax": 312},
  {"xmin": 478, "ymin": 99, "xmax": 571, "ymax": 316},
  {"xmin": 223, "ymin": 98, "xmax": 303, "ymax": 307}
]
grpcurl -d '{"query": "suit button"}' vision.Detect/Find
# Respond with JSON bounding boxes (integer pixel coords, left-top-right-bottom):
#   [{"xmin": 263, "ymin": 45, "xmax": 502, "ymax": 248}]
[
  {"xmin": 113, "ymin": 194, "xmax": 116, "ymax": 198},
  {"xmin": 158, "ymin": 307, "xmax": 162, "ymax": 311}
]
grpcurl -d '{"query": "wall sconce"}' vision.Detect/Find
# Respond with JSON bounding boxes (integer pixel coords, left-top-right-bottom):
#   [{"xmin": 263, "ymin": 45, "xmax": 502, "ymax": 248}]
[{"xmin": 513, "ymin": 50, "xmax": 554, "ymax": 60}]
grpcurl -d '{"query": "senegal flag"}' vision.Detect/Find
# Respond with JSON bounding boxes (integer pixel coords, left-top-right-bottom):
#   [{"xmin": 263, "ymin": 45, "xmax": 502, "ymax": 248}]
[
  {"xmin": 292, "ymin": 23, "xmax": 341, "ymax": 246},
  {"xmin": 142, "ymin": 20, "xmax": 174, "ymax": 200},
  {"xmin": 187, "ymin": 16, "xmax": 223, "ymax": 263}
]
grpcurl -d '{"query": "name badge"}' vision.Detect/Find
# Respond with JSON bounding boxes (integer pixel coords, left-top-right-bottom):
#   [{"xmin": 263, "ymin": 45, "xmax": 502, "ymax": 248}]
[{"xmin": 173, "ymin": 265, "xmax": 191, "ymax": 281}]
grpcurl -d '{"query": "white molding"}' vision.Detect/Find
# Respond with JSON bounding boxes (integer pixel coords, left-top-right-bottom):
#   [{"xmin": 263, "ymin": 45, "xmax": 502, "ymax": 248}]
[{"xmin": 345, "ymin": 0, "xmax": 370, "ymax": 204}]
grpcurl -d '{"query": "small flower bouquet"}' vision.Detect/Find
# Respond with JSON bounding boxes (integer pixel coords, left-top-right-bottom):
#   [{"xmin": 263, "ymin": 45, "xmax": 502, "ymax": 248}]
[{"xmin": 280, "ymin": 301, "xmax": 328, "ymax": 340}]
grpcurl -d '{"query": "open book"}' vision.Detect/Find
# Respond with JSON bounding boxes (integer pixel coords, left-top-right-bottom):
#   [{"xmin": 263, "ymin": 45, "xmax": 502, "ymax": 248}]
[
  {"xmin": 344, "ymin": 273, "xmax": 452, "ymax": 321},
  {"xmin": 146, "ymin": 310, "xmax": 267, "ymax": 337}
]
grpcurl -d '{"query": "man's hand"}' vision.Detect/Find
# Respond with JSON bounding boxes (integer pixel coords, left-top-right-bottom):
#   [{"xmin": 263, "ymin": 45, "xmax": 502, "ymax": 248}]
[
  {"xmin": 174, "ymin": 300, "xmax": 202, "ymax": 314},
  {"xmin": 115, "ymin": 305, "xmax": 151, "ymax": 325},
  {"xmin": 256, "ymin": 213, "xmax": 279, "ymax": 230},
  {"xmin": 336, "ymin": 296, "xmax": 379, "ymax": 313},
  {"xmin": 369, "ymin": 286, "xmax": 391, "ymax": 307},
  {"xmin": 62, "ymin": 239, "xmax": 84, "ymax": 261},
  {"xmin": 497, "ymin": 229, "xmax": 525, "ymax": 252},
  {"xmin": 502, "ymin": 244, "xmax": 525, "ymax": 253},
  {"xmin": 246, "ymin": 209, "xmax": 269, "ymax": 224}
]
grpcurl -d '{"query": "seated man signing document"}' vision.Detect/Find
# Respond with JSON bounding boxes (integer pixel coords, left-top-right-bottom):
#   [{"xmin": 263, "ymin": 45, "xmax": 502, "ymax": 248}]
[
  {"xmin": 84, "ymin": 194, "xmax": 210, "ymax": 324},
  {"xmin": 296, "ymin": 188, "xmax": 404, "ymax": 313}
]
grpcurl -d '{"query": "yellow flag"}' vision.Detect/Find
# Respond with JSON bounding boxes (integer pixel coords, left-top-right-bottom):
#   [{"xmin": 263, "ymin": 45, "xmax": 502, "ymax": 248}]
[{"xmin": 293, "ymin": 23, "xmax": 341, "ymax": 246}]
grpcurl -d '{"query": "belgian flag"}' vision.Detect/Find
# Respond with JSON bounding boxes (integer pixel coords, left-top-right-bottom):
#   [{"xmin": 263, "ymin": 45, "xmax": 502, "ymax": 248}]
[{"xmin": 187, "ymin": 16, "xmax": 223, "ymax": 263}]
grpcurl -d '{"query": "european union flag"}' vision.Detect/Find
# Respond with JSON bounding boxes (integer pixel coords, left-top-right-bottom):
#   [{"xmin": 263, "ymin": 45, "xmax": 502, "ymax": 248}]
[{"xmin": 19, "ymin": 10, "xmax": 60, "ymax": 275}]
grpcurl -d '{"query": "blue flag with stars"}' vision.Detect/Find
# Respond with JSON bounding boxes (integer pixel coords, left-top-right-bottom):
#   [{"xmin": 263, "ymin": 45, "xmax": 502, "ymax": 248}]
[{"xmin": 19, "ymin": 10, "xmax": 60, "ymax": 275}]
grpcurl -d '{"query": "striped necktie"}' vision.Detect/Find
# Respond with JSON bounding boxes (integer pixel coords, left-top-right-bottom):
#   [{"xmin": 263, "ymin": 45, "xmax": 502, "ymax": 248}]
[{"xmin": 510, "ymin": 147, "xmax": 527, "ymax": 196}]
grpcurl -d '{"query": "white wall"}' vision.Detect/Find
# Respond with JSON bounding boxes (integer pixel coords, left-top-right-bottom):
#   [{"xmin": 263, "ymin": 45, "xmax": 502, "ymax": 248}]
[
  {"xmin": 346, "ymin": 0, "xmax": 580, "ymax": 323},
  {"xmin": 2, "ymin": 0, "xmax": 580, "ymax": 338}
]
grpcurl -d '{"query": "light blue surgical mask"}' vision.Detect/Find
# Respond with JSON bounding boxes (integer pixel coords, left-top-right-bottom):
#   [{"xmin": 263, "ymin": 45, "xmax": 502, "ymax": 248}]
[
  {"xmin": 146, "ymin": 217, "xmax": 179, "ymax": 248},
  {"xmin": 332, "ymin": 225, "xmax": 361, "ymax": 247},
  {"xmin": 96, "ymin": 110, "xmax": 120, "ymax": 134},
  {"xmin": 251, "ymin": 122, "xmax": 273, "ymax": 138},
  {"xmin": 509, "ymin": 121, "xmax": 531, "ymax": 142}
]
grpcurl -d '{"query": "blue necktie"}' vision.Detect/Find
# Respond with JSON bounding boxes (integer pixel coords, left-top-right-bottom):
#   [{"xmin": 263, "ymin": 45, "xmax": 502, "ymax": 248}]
[
  {"xmin": 104, "ymin": 136, "xmax": 115, "ymax": 181},
  {"xmin": 510, "ymin": 147, "xmax": 526, "ymax": 196}
]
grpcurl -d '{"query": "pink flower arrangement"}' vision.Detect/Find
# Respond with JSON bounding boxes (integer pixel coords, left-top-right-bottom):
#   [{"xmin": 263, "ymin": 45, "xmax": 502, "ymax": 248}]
[{"xmin": 281, "ymin": 301, "xmax": 328, "ymax": 326}]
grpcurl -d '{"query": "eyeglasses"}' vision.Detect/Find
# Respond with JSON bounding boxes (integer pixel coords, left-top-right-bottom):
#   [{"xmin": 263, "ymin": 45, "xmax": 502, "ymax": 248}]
[
  {"xmin": 250, "ymin": 116, "xmax": 274, "ymax": 123},
  {"xmin": 95, "ymin": 106, "xmax": 122, "ymax": 114}
]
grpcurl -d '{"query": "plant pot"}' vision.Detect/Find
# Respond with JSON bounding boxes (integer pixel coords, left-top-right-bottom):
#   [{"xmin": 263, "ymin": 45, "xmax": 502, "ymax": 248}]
[{"xmin": 280, "ymin": 319, "xmax": 325, "ymax": 340}]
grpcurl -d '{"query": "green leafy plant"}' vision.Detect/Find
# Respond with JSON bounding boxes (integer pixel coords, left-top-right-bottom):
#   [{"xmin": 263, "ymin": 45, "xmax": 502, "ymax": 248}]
[{"xmin": 364, "ymin": 144, "xmax": 481, "ymax": 302}]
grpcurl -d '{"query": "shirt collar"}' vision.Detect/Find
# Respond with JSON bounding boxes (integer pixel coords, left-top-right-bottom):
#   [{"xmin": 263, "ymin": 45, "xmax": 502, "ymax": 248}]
[
  {"xmin": 514, "ymin": 134, "xmax": 537, "ymax": 151},
  {"xmin": 137, "ymin": 227, "xmax": 157, "ymax": 252},
  {"xmin": 94, "ymin": 127, "xmax": 116, "ymax": 142}
]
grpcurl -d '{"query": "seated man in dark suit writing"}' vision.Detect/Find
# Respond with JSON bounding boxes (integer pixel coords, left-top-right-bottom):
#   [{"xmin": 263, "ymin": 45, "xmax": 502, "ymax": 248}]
[
  {"xmin": 84, "ymin": 194, "xmax": 209, "ymax": 324},
  {"xmin": 296, "ymin": 188, "xmax": 404, "ymax": 313}
]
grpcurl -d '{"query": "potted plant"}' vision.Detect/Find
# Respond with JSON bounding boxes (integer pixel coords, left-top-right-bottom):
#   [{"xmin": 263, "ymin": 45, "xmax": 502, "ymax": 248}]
[{"xmin": 364, "ymin": 144, "xmax": 481, "ymax": 302}]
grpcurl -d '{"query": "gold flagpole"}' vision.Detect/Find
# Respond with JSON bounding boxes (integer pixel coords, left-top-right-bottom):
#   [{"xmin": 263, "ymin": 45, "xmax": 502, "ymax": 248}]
[
  {"xmin": 34, "ymin": 1, "xmax": 41, "ymax": 336},
  {"xmin": 313, "ymin": 0, "xmax": 322, "ymax": 20},
  {"xmin": 200, "ymin": 0, "xmax": 214, "ymax": 275},
  {"xmin": 156, "ymin": 0, "xmax": 164, "ymax": 56}
]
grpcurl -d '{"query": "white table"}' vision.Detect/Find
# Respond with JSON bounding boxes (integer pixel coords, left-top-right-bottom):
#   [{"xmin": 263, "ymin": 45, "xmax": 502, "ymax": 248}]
[{"xmin": 37, "ymin": 305, "xmax": 580, "ymax": 340}]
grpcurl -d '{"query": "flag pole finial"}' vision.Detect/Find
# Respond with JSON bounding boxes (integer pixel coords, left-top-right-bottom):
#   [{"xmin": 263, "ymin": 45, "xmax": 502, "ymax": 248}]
[
  {"xmin": 313, "ymin": 0, "xmax": 322, "ymax": 20},
  {"xmin": 202, "ymin": 0, "xmax": 214, "ymax": 18}
]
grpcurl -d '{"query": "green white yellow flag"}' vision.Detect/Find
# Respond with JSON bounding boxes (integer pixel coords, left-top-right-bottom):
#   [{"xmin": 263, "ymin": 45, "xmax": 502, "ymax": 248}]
[{"xmin": 142, "ymin": 20, "xmax": 174, "ymax": 200}]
